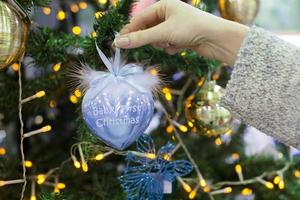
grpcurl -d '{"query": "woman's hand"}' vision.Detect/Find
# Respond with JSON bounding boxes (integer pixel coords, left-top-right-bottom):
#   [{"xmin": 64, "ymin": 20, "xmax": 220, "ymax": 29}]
[{"xmin": 114, "ymin": 0, "xmax": 249, "ymax": 66}]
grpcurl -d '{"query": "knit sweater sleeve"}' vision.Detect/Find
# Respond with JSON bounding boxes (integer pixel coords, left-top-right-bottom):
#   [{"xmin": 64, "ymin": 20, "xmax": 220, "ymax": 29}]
[{"xmin": 220, "ymin": 26, "xmax": 300, "ymax": 149}]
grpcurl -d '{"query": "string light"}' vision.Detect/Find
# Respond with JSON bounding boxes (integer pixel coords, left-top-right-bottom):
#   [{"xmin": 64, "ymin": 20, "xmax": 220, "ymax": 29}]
[
  {"xmin": 259, "ymin": 179, "xmax": 274, "ymax": 189},
  {"xmin": 163, "ymin": 154, "xmax": 171, "ymax": 161},
  {"xmin": 95, "ymin": 11, "xmax": 104, "ymax": 19},
  {"xmin": 92, "ymin": 31, "xmax": 97, "ymax": 38},
  {"xmin": 241, "ymin": 188, "xmax": 253, "ymax": 196},
  {"xmin": 0, "ymin": 147, "xmax": 6, "ymax": 155},
  {"xmin": 72, "ymin": 156, "xmax": 81, "ymax": 169},
  {"xmin": 231, "ymin": 153, "xmax": 240, "ymax": 161},
  {"xmin": 74, "ymin": 89, "xmax": 82, "ymax": 98},
  {"xmin": 24, "ymin": 160, "xmax": 33, "ymax": 168},
  {"xmin": 36, "ymin": 90, "xmax": 46, "ymax": 98},
  {"xmin": 278, "ymin": 180, "xmax": 285, "ymax": 190},
  {"xmin": 166, "ymin": 125, "xmax": 173, "ymax": 134},
  {"xmin": 56, "ymin": 10, "xmax": 66, "ymax": 21},
  {"xmin": 223, "ymin": 187, "xmax": 233, "ymax": 194},
  {"xmin": 294, "ymin": 170, "xmax": 300, "ymax": 178},
  {"xmin": 49, "ymin": 100, "xmax": 57, "ymax": 108},
  {"xmin": 197, "ymin": 77, "xmax": 205, "ymax": 86},
  {"xmin": 70, "ymin": 3, "xmax": 79, "ymax": 13},
  {"xmin": 36, "ymin": 174, "xmax": 46, "ymax": 185},
  {"xmin": 146, "ymin": 153, "xmax": 156, "ymax": 159},
  {"xmin": 72, "ymin": 26, "xmax": 81, "ymax": 35},
  {"xmin": 95, "ymin": 153, "xmax": 104, "ymax": 161},
  {"xmin": 23, "ymin": 125, "xmax": 52, "ymax": 138},
  {"xmin": 180, "ymin": 51, "xmax": 187, "ymax": 57},
  {"xmin": 0, "ymin": 180, "xmax": 5, "ymax": 187},
  {"xmin": 53, "ymin": 63, "xmax": 61, "ymax": 72},
  {"xmin": 149, "ymin": 68, "xmax": 158, "ymax": 76},
  {"xmin": 69, "ymin": 95, "xmax": 78, "ymax": 104},
  {"xmin": 165, "ymin": 92, "xmax": 172, "ymax": 101},
  {"xmin": 203, "ymin": 186, "xmax": 211, "ymax": 193},
  {"xmin": 11, "ymin": 63, "xmax": 20, "ymax": 71},
  {"xmin": 189, "ymin": 185, "xmax": 199, "ymax": 199},
  {"xmin": 56, "ymin": 183, "xmax": 66, "ymax": 189},
  {"xmin": 215, "ymin": 137, "xmax": 222, "ymax": 146},
  {"xmin": 192, "ymin": 0, "xmax": 201, "ymax": 6},
  {"xmin": 30, "ymin": 195, "xmax": 37, "ymax": 200},
  {"xmin": 42, "ymin": 7, "xmax": 51, "ymax": 15},
  {"xmin": 235, "ymin": 164, "xmax": 244, "ymax": 181},
  {"xmin": 79, "ymin": 2, "xmax": 88, "ymax": 9},
  {"xmin": 273, "ymin": 175, "xmax": 281, "ymax": 184},
  {"xmin": 82, "ymin": 161, "xmax": 88, "ymax": 172},
  {"xmin": 199, "ymin": 179, "xmax": 207, "ymax": 187},
  {"xmin": 54, "ymin": 187, "xmax": 60, "ymax": 193},
  {"xmin": 178, "ymin": 125, "xmax": 188, "ymax": 133},
  {"xmin": 98, "ymin": 0, "xmax": 107, "ymax": 4},
  {"xmin": 188, "ymin": 121, "xmax": 194, "ymax": 128},
  {"xmin": 162, "ymin": 87, "xmax": 170, "ymax": 94},
  {"xmin": 177, "ymin": 177, "xmax": 191, "ymax": 193}
]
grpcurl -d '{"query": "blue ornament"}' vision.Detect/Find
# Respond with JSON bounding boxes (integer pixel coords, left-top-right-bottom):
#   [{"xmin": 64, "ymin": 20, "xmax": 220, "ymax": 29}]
[
  {"xmin": 119, "ymin": 134, "xmax": 193, "ymax": 200},
  {"xmin": 80, "ymin": 45, "xmax": 160, "ymax": 150}
]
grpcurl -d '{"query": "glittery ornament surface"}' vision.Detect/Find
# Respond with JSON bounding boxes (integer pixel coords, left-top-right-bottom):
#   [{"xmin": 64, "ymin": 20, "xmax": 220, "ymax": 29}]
[{"xmin": 0, "ymin": 0, "xmax": 30, "ymax": 69}]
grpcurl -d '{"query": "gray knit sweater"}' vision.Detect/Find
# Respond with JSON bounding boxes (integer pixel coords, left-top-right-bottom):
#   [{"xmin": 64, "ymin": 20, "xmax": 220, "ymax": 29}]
[{"xmin": 220, "ymin": 26, "xmax": 300, "ymax": 149}]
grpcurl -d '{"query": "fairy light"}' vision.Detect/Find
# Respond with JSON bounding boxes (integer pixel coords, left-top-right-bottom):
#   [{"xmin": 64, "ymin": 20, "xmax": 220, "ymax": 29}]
[
  {"xmin": 177, "ymin": 177, "xmax": 191, "ymax": 193},
  {"xmin": 225, "ymin": 129, "xmax": 233, "ymax": 135},
  {"xmin": 0, "ymin": 147, "xmax": 6, "ymax": 155},
  {"xmin": 95, "ymin": 11, "xmax": 104, "ymax": 19},
  {"xmin": 95, "ymin": 153, "xmax": 104, "ymax": 161},
  {"xmin": 235, "ymin": 164, "xmax": 244, "ymax": 181},
  {"xmin": 166, "ymin": 125, "xmax": 173, "ymax": 134},
  {"xmin": 74, "ymin": 89, "xmax": 82, "ymax": 97},
  {"xmin": 192, "ymin": 0, "xmax": 201, "ymax": 6},
  {"xmin": 203, "ymin": 186, "xmax": 211, "ymax": 193},
  {"xmin": 231, "ymin": 153, "xmax": 240, "ymax": 161},
  {"xmin": 188, "ymin": 121, "xmax": 194, "ymax": 127},
  {"xmin": 0, "ymin": 180, "xmax": 5, "ymax": 187},
  {"xmin": 165, "ymin": 92, "xmax": 172, "ymax": 101},
  {"xmin": 98, "ymin": 0, "xmax": 107, "ymax": 4},
  {"xmin": 11, "ymin": 63, "xmax": 20, "ymax": 71},
  {"xmin": 179, "ymin": 125, "xmax": 188, "ymax": 133},
  {"xmin": 146, "ymin": 153, "xmax": 156, "ymax": 159},
  {"xmin": 189, "ymin": 185, "xmax": 199, "ymax": 199},
  {"xmin": 149, "ymin": 68, "xmax": 158, "ymax": 76},
  {"xmin": 199, "ymin": 179, "xmax": 207, "ymax": 187},
  {"xmin": 162, "ymin": 87, "xmax": 170, "ymax": 94},
  {"xmin": 198, "ymin": 77, "xmax": 205, "ymax": 86},
  {"xmin": 69, "ymin": 95, "xmax": 78, "ymax": 104},
  {"xmin": 70, "ymin": 3, "xmax": 79, "ymax": 13},
  {"xmin": 53, "ymin": 63, "xmax": 61, "ymax": 72},
  {"xmin": 30, "ymin": 195, "xmax": 36, "ymax": 200},
  {"xmin": 259, "ymin": 179, "xmax": 274, "ymax": 189},
  {"xmin": 223, "ymin": 187, "xmax": 233, "ymax": 194},
  {"xmin": 241, "ymin": 188, "xmax": 253, "ymax": 196},
  {"xmin": 72, "ymin": 26, "xmax": 81, "ymax": 35},
  {"xmin": 36, "ymin": 174, "xmax": 46, "ymax": 185},
  {"xmin": 279, "ymin": 180, "xmax": 285, "ymax": 190},
  {"xmin": 180, "ymin": 51, "xmax": 187, "ymax": 57},
  {"xmin": 215, "ymin": 137, "xmax": 222, "ymax": 146},
  {"xmin": 92, "ymin": 31, "xmax": 97, "ymax": 38},
  {"xmin": 24, "ymin": 125, "xmax": 52, "ymax": 138},
  {"xmin": 294, "ymin": 170, "xmax": 300, "ymax": 178},
  {"xmin": 42, "ymin": 7, "xmax": 51, "ymax": 15},
  {"xmin": 78, "ymin": 144, "xmax": 88, "ymax": 172},
  {"xmin": 36, "ymin": 90, "xmax": 46, "ymax": 98},
  {"xmin": 72, "ymin": 155, "xmax": 81, "ymax": 169},
  {"xmin": 0, "ymin": 179, "xmax": 24, "ymax": 187},
  {"xmin": 163, "ymin": 154, "xmax": 171, "ymax": 161},
  {"xmin": 56, "ymin": 183, "xmax": 66, "ymax": 189},
  {"xmin": 79, "ymin": 2, "xmax": 88, "ymax": 9},
  {"xmin": 54, "ymin": 187, "xmax": 60, "ymax": 193},
  {"xmin": 273, "ymin": 175, "xmax": 281, "ymax": 184},
  {"xmin": 49, "ymin": 100, "xmax": 57, "ymax": 108},
  {"xmin": 56, "ymin": 10, "xmax": 66, "ymax": 21},
  {"xmin": 24, "ymin": 160, "xmax": 33, "ymax": 168},
  {"xmin": 82, "ymin": 161, "xmax": 88, "ymax": 172}
]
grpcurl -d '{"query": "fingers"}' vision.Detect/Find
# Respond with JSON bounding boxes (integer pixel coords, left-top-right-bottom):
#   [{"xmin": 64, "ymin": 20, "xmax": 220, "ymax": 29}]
[
  {"xmin": 165, "ymin": 46, "xmax": 181, "ymax": 55},
  {"xmin": 122, "ymin": 2, "xmax": 164, "ymax": 34},
  {"xmin": 114, "ymin": 22, "xmax": 168, "ymax": 49}
]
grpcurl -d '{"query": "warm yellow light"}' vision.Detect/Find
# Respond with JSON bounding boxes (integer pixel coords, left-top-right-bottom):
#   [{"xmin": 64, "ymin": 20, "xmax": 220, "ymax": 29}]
[
  {"xmin": 199, "ymin": 179, "xmax": 207, "ymax": 187},
  {"xmin": 53, "ymin": 63, "xmax": 61, "ymax": 72},
  {"xmin": 111, "ymin": 0, "xmax": 119, "ymax": 6},
  {"xmin": 11, "ymin": 63, "xmax": 20, "ymax": 71},
  {"xmin": 192, "ymin": 0, "xmax": 201, "ymax": 6},
  {"xmin": 223, "ymin": 187, "xmax": 232, "ymax": 194},
  {"xmin": 203, "ymin": 186, "xmax": 211, "ymax": 193},
  {"xmin": 180, "ymin": 51, "xmax": 187, "ymax": 57},
  {"xmin": 264, "ymin": 182, "xmax": 274, "ymax": 189},
  {"xmin": 79, "ymin": 2, "xmax": 88, "ymax": 9},
  {"xmin": 163, "ymin": 154, "xmax": 171, "ymax": 161},
  {"xmin": 162, "ymin": 87, "xmax": 170, "ymax": 94},
  {"xmin": 0, "ymin": 180, "xmax": 6, "ymax": 187},
  {"xmin": 197, "ymin": 77, "xmax": 205, "ymax": 86},
  {"xmin": 25, "ymin": 160, "xmax": 33, "ymax": 168},
  {"xmin": 37, "ymin": 174, "xmax": 46, "ymax": 184},
  {"xmin": 82, "ymin": 162, "xmax": 88, "ymax": 172},
  {"xmin": 231, "ymin": 153, "xmax": 240, "ymax": 161},
  {"xmin": 182, "ymin": 182, "xmax": 192, "ymax": 193},
  {"xmin": 95, "ymin": 11, "xmax": 104, "ymax": 19},
  {"xmin": 165, "ymin": 92, "xmax": 172, "ymax": 101},
  {"xmin": 0, "ymin": 147, "xmax": 6, "ymax": 155},
  {"xmin": 74, "ymin": 89, "xmax": 82, "ymax": 97},
  {"xmin": 70, "ymin": 95, "xmax": 78, "ymax": 104},
  {"xmin": 273, "ymin": 176, "xmax": 281, "ymax": 184},
  {"xmin": 279, "ymin": 180, "xmax": 285, "ymax": 190},
  {"xmin": 36, "ymin": 90, "xmax": 46, "ymax": 98},
  {"xmin": 188, "ymin": 190, "xmax": 196, "ymax": 199},
  {"xmin": 56, "ymin": 182, "xmax": 66, "ymax": 189},
  {"xmin": 215, "ymin": 138, "xmax": 222, "ymax": 146},
  {"xmin": 241, "ymin": 188, "xmax": 252, "ymax": 196},
  {"xmin": 49, "ymin": 100, "xmax": 57, "ymax": 108},
  {"xmin": 30, "ymin": 195, "xmax": 37, "ymax": 200},
  {"xmin": 179, "ymin": 125, "xmax": 188, "ymax": 133},
  {"xmin": 74, "ymin": 160, "xmax": 81, "ymax": 169},
  {"xmin": 42, "ymin": 7, "xmax": 51, "ymax": 15},
  {"xmin": 166, "ymin": 125, "xmax": 173, "ymax": 134},
  {"xmin": 54, "ymin": 187, "xmax": 60, "ymax": 193},
  {"xmin": 235, "ymin": 164, "xmax": 242, "ymax": 174},
  {"xmin": 98, "ymin": 0, "xmax": 107, "ymax": 4},
  {"xmin": 149, "ymin": 68, "xmax": 158, "ymax": 76},
  {"xmin": 294, "ymin": 170, "xmax": 300, "ymax": 178},
  {"xmin": 146, "ymin": 153, "xmax": 156, "ymax": 160},
  {"xmin": 95, "ymin": 153, "xmax": 105, "ymax": 161},
  {"xmin": 225, "ymin": 129, "xmax": 233, "ymax": 135},
  {"xmin": 70, "ymin": 3, "xmax": 79, "ymax": 13},
  {"xmin": 92, "ymin": 31, "xmax": 97, "ymax": 38},
  {"xmin": 72, "ymin": 26, "xmax": 81, "ymax": 35},
  {"xmin": 57, "ymin": 10, "xmax": 66, "ymax": 21},
  {"xmin": 41, "ymin": 125, "xmax": 52, "ymax": 132},
  {"xmin": 188, "ymin": 121, "xmax": 194, "ymax": 127}
]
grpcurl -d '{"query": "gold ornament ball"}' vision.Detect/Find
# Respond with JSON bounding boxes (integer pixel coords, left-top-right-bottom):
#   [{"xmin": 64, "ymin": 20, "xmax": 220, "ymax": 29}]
[
  {"xmin": 0, "ymin": 0, "xmax": 30, "ymax": 70},
  {"xmin": 218, "ymin": 0, "xmax": 260, "ymax": 25},
  {"xmin": 185, "ymin": 81, "xmax": 232, "ymax": 137}
]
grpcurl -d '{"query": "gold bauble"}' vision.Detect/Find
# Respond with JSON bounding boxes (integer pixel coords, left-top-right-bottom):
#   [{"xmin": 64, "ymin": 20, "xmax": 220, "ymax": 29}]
[
  {"xmin": 0, "ymin": 0, "xmax": 30, "ymax": 69},
  {"xmin": 185, "ymin": 81, "xmax": 232, "ymax": 137},
  {"xmin": 218, "ymin": 0, "xmax": 260, "ymax": 25}
]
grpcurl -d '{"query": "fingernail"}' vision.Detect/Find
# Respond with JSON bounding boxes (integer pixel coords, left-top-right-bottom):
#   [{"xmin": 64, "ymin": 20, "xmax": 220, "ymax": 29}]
[
  {"xmin": 120, "ymin": 28, "xmax": 130, "ymax": 35},
  {"xmin": 114, "ymin": 36, "xmax": 130, "ymax": 48}
]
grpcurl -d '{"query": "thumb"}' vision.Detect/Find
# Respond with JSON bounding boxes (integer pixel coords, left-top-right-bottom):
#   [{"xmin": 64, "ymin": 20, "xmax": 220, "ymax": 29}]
[{"xmin": 114, "ymin": 22, "xmax": 168, "ymax": 49}]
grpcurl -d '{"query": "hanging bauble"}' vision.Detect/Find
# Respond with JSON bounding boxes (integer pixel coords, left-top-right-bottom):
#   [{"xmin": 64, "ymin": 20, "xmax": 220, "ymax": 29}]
[
  {"xmin": 75, "ymin": 45, "xmax": 159, "ymax": 150},
  {"xmin": 0, "ymin": 0, "xmax": 30, "ymax": 70},
  {"xmin": 185, "ymin": 81, "xmax": 232, "ymax": 137},
  {"xmin": 218, "ymin": 0, "xmax": 260, "ymax": 25}
]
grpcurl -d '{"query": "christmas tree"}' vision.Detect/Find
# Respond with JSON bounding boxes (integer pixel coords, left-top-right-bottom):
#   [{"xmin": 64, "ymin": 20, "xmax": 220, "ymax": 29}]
[{"xmin": 0, "ymin": 0, "xmax": 300, "ymax": 199}]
